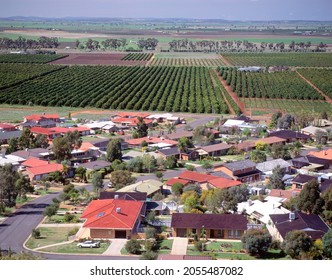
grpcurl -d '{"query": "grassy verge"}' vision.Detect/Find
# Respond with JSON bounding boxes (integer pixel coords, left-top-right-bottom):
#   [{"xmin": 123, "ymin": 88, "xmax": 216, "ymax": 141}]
[{"xmin": 40, "ymin": 242, "xmax": 109, "ymax": 254}]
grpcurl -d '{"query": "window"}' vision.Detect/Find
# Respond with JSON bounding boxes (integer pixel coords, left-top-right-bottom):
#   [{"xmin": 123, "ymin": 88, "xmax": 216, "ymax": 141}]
[{"xmin": 192, "ymin": 228, "xmax": 197, "ymax": 234}]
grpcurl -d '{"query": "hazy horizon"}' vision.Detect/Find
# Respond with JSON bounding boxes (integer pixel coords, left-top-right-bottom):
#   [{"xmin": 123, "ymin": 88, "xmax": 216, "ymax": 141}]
[{"xmin": 1, "ymin": 0, "xmax": 332, "ymax": 21}]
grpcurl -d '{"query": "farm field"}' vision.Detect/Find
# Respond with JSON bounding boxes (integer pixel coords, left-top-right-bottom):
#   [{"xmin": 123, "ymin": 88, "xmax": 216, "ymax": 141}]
[
  {"xmin": 0, "ymin": 63, "xmax": 65, "ymax": 89},
  {"xmin": 122, "ymin": 52, "xmax": 153, "ymax": 61},
  {"xmin": 241, "ymin": 98, "xmax": 332, "ymax": 115},
  {"xmin": 0, "ymin": 53, "xmax": 67, "ymax": 64},
  {"xmin": 222, "ymin": 53, "xmax": 332, "ymax": 67},
  {"xmin": 49, "ymin": 53, "xmax": 149, "ymax": 65},
  {"xmin": 150, "ymin": 57, "xmax": 225, "ymax": 67},
  {"xmin": 0, "ymin": 65, "xmax": 230, "ymax": 114},
  {"xmin": 218, "ymin": 67, "xmax": 323, "ymax": 100},
  {"xmin": 297, "ymin": 68, "xmax": 332, "ymax": 99}
]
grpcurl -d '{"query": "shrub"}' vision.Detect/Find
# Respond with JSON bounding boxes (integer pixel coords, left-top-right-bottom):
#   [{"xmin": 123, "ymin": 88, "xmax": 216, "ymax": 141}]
[
  {"xmin": 125, "ymin": 239, "xmax": 142, "ymax": 255},
  {"xmin": 194, "ymin": 240, "xmax": 206, "ymax": 252},
  {"xmin": 144, "ymin": 227, "xmax": 157, "ymax": 239},
  {"xmin": 32, "ymin": 228, "xmax": 41, "ymax": 239},
  {"xmin": 140, "ymin": 250, "xmax": 158, "ymax": 260}
]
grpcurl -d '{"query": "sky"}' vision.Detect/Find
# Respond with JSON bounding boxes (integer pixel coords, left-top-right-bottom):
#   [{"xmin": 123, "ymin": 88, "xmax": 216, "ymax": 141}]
[{"xmin": 1, "ymin": 0, "xmax": 331, "ymax": 21}]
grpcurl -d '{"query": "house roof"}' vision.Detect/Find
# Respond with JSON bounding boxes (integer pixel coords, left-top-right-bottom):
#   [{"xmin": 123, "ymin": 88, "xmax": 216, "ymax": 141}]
[
  {"xmin": 117, "ymin": 179, "xmax": 162, "ymax": 196},
  {"xmin": 320, "ymin": 179, "xmax": 332, "ymax": 193},
  {"xmin": 255, "ymin": 136, "xmax": 285, "ymax": 145},
  {"xmin": 308, "ymin": 149, "xmax": 332, "ymax": 161},
  {"xmin": 178, "ymin": 170, "xmax": 218, "ymax": 184},
  {"xmin": 268, "ymin": 130, "xmax": 311, "ymax": 140},
  {"xmin": 79, "ymin": 160, "xmax": 111, "ymax": 170},
  {"xmin": 292, "ymin": 174, "xmax": 317, "ymax": 185},
  {"xmin": 0, "ymin": 130, "xmax": 22, "ymax": 140},
  {"xmin": 99, "ymin": 192, "xmax": 147, "ymax": 201},
  {"xmin": 234, "ymin": 141, "xmax": 256, "ymax": 151},
  {"xmin": 25, "ymin": 114, "xmax": 59, "ymax": 122},
  {"xmin": 208, "ymin": 177, "xmax": 242, "ymax": 189},
  {"xmin": 268, "ymin": 189, "xmax": 297, "ymax": 201},
  {"xmin": 256, "ymin": 159, "xmax": 291, "ymax": 173},
  {"xmin": 0, "ymin": 123, "xmax": 16, "ymax": 130},
  {"xmin": 165, "ymin": 130, "xmax": 193, "ymax": 140},
  {"xmin": 165, "ymin": 178, "xmax": 190, "ymax": 186},
  {"xmin": 269, "ymin": 211, "xmax": 330, "ymax": 240},
  {"xmin": 117, "ymin": 112, "xmax": 151, "ymax": 118},
  {"xmin": 223, "ymin": 119, "xmax": 245, "ymax": 127},
  {"xmin": 81, "ymin": 199, "xmax": 144, "ymax": 229},
  {"xmin": 171, "ymin": 213, "xmax": 247, "ymax": 230},
  {"xmin": 301, "ymin": 126, "xmax": 327, "ymax": 135},
  {"xmin": 113, "ymin": 117, "xmax": 153, "ymax": 126},
  {"xmin": 199, "ymin": 143, "xmax": 231, "ymax": 153},
  {"xmin": 126, "ymin": 136, "xmax": 178, "ymax": 146},
  {"xmin": 22, "ymin": 157, "xmax": 49, "ymax": 168},
  {"xmin": 26, "ymin": 163, "xmax": 63, "ymax": 176},
  {"xmin": 157, "ymin": 147, "xmax": 181, "ymax": 156},
  {"xmin": 11, "ymin": 148, "xmax": 51, "ymax": 159},
  {"xmin": 222, "ymin": 159, "xmax": 256, "ymax": 172}
]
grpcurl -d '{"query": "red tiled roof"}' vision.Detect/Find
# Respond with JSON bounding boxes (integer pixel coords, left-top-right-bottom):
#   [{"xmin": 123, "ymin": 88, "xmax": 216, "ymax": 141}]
[
  {"xmin": 255, "ymin": 136, "xmax": 285, "ymax": 145},
  {"xmin": 30, "ymin": 127, "xmax": 59, "ymax": 136},
  {"xmin": 22, "ymin": 157, "xmax": 49, "ymax": 168},
  {"xmin": 81, "ymin": 199, "xmax": 144, "ymax": 229},
  {"xmin": 127, "ymin": 136, "xmax": 178, "ymax": 146},
  {"xmin": 31, "ymin": 126, "xmax": 89, "ymax": 136},
  {"xmin": 208, "ymin": 177, "xmax": 242, "ymax": 189},
  {"xmin": 117, "ymin": 112, "xmax": 151, "ymax": 118},
  {"xmin": 178, "ymin": 170, "xmax": 218, "ymax": 183},
  {"xmin": 235, "ymin": 141, "xmax": 256, "ymax": 151},
  {"xmin": 0, "ymin": 123, "xmax": 16, "ymax": 129},
  {"xmin": 26, "ymin": 163, "xmax": 63, "ymax": 176},
  {"xmin": 308, "ymin": 149, "xmax": 332, "ymax": 161},
  {"xmin": 165, "ymin": 178, "xmax": 190, "ymax": 186},
  {"xmin": 269, "ymin": 189, "xmax": 296, "ymax": 200},
  {"xmin": 26, "ymin": 114, "xmax": 59, "ymax": 121}
]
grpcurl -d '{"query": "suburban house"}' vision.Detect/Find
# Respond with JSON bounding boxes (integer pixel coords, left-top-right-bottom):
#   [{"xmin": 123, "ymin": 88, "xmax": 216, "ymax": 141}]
[
  {"xmin": 234, "ymin": 137, "xmax": 286, "ymax": 153},
  {"xmin": 25, "ymin": 162, "xmax": 64, "ymax": 181},
  {"xmin": 70, "ymin": 142, "xmax": 102, "ymax": 165},
  {"xmin": 0, "ymin": 123, "xmax": 17, "ymax": 132},
  {"xmin": 268, "ymin": 211, "xmax": 330, "ymax": 241},
  {"xmin": 320, "ymin": 179, "xmax": 332, "ymax": 193},
  {"xmin": 112, "ymin": 117, "xmax": 153, "ymax": 128},
  {"xmin": 207, "ymin": 177, "xmax": 242, "ymax": 190},
  {"xmin": 116, "ymin": 112, "xmax": 151, "ymax": 119},
  {"xmin": 157, "ymin": 147, "xmax": 199, "ymax": 161},
  {"xmin": 0, "ymin": 156, "xmax": 20, "ymax": 169},
  {"xmin": 21, "ymin": 113, "xmax": 60, "ymax": 128},
  {"xmin": 126, "ymin": 136, "xmax": 178, "ymax": 149},
  {"xmin": 165, "ymin": 178, "xmax": 190, "ymax": 188},
  {"xmin": 84, "ymin": 121, "xmax": 119, "ymax": 134},
  {"xmin": 171, "ymin": 213, "xmax": 247, "ymax": 239},
  {"xmin": 196, "ymin": 143, "xmax": 231, "ymax": 158},
  {"xmin": 301, "ymin": 125, "xmax": 327, "ymax": 139},
  {"xmin": 0, "ymin": 130, "xmax": 22, "ymax": 144},
  {"xmin": 265, "ymin": 189, "xmax": 298, "ymax": 204},
  {"xmin": 165, "ymin": 130, "xmax": 194, "ymax": 141},
  {"xmin": 308, "ymin": 149, "xmax": 332, "ymax": 168},
  {"xmin": 291, "ymin": 156, "xmax": 330, "ymax": 171},
  {"xmin": 268, "ymin": 130, "xmax": 311, "ymax": 143},
  {"xmin": 291, "ymin": 174, "xmax": 317, "ymax": 191},
  {"xmin": 146, "ymin": 113, "xmax": 181, "ymax": 124},
  {"xmin": 177, "ymin": 170, "xmax": 219, "ymax": 188},
  {"xmin": 214, "ymin": 159, "xmax": 261, "ymax": 183},
  {"xmin": 21, "ymin": 157, "xmax": 49, "ymax": 169},
  {"xmin": 237, "ymin": 199, "xmax": 290, "ymax": 225},
  {"xmin": 256, "ymin": 158, "xmax": 292, "ymax": 178},
  {"xmin": 80, "ymin": 199, "xmax": 145, "ymax": 239},
  {"xmin": 99, "ymin": 192, "xmax": 147, "ymax": 201},
  {"xmin": 117, "ymin": 179, "xmax": 163, "ymax": 198},
  {"xmin": 10, "ymin": 148, "xmax": 52, "ymax": 160}
]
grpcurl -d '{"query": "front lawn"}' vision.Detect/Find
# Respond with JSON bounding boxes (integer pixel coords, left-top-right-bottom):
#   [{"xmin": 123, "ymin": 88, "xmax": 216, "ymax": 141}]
[
  {"xmin": 43, "ymin": 213, "xmax": 82, "ymax": 224},
  {"xmin": 25, "ymin": 227, "xmax": 75, "ymax": 249},
  {"xmin": 40, "ymin": 242, "xmax": 109, "ymax": 254}
]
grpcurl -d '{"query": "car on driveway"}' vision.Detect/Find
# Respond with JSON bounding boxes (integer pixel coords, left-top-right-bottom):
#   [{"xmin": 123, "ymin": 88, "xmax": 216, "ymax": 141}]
[{"xmin": 77, "ymin": 240, "xmax": 100, "ymax": 248}]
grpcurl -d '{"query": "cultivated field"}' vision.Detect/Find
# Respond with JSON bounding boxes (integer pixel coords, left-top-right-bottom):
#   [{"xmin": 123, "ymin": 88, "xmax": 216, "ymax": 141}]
[
  {"xmin": 0, "ymin": 65, "xmax": 230, "ymax": 114},
  {"xmin": 0, "ymin": 53, "xmax": 67, "ymax": 64},
  {"xmin": 50, "ymin": 53, "xmax": 149, "ymax": 65},
  {"xmin": 222, "ymin": 53, "xmax": 332, "ymax": 67}
]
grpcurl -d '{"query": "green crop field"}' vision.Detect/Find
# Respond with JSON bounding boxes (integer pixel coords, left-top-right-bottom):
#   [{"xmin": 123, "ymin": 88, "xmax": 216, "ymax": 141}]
[
  {"xmin": 0, "ymin": 54, "xmax": 68, "ymax": 64},
  {"xmin": 0, "ymin": 65, "xmax": 230, "ymax": 114},
  {"xmin": 150, "ymin": 57, "xmax": 225, "ymax": 67},
  {"xmin": 218, "ymin": 67, "xmax": 323, "ymax": 100},
  {"xmin": 222, "ymin": 53, "xmax": 332, "ymax": 67}
]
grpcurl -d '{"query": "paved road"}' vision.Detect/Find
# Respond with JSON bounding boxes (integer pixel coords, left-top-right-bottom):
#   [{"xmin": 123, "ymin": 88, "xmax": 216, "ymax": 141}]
[
  {"xmin": 0, "ymin": 191, "xmax": 60, "ymax": 253},
  {"xmin": 176, "ymin": 116, "xmax": 217, "ymax": 132}
]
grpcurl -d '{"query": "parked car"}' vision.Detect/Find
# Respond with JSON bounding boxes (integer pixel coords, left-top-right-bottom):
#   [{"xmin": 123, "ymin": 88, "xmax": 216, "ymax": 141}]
[{"xmin": 77, "ymin": 240, "xmax": 100, "ymax": 248}]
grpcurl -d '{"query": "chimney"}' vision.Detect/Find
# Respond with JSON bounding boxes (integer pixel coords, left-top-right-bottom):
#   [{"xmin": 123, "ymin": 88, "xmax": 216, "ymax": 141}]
[
  {"xmin": 289, "ymin": 212, "xmax": 295, "ymax": 221},
  {"xmin": 116, "ymin": 207, "xmax": 121, "ymax": 213}
]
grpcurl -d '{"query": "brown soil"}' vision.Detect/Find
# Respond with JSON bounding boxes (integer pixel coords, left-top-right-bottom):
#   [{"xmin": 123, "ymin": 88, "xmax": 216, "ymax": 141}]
[{"xmin": 49, "ymin": 53, "xmax": 148, "ymax": 66}]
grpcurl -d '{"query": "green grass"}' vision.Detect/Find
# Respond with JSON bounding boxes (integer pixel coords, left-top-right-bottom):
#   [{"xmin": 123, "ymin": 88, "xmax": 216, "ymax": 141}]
[
  {"xmin": 219, "ymin": 154, "xmax": 246, "ymax": 162},
  {"xmin": 157, "ymin": 239, "xmax": 173, "ymax": 254},
  {"xmin": 25, "ymin": 227, "xmax": 74, "ymax": 249},
  {"xmin": 206, "ymin": 241, "xmax": 243, "ymax": 252},
  {"xmin": 40, "ymin": 242, "xmax": 109, "ymax": 254},
  {"xmin": 43, "ymin": 214, "xmax": 82, "ymax": 224}
]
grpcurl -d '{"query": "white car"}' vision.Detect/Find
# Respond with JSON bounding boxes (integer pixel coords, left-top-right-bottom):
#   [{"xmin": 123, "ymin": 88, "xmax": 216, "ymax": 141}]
[{"xmin": 77, "ymin": 240, "xmax": 100, "ymax": 248}]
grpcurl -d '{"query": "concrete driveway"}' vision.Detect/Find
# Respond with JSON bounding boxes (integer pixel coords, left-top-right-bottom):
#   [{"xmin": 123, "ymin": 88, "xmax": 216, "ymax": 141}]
[
  {"xmin": 170, "ymin": 238, "xmax": 188, "ymax": 255},
  {"xmin": 103, "ymin": 239, "xmax": 127, "ymax": 256}
]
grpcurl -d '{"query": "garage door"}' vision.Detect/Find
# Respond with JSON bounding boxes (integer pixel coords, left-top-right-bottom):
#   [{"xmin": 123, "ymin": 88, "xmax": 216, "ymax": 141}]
[{"xmin": 115, "ymin": 230, "xmax": 127, "ymax": 238}]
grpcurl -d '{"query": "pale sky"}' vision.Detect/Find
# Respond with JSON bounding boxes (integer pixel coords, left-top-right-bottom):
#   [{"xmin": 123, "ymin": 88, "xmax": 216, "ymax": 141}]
[{"xmin": 0, "ymin": 0, "xmax": 331, "ymax": 21}]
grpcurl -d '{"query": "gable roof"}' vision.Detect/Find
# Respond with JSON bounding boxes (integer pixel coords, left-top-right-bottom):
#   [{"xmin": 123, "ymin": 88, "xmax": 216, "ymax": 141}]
[
  {"xmin": 78, "ymin": 160, "xmax": 111, "ymax": 170},
  {"xmin": 99, "ymin": 192, "xmax": 147, "ymax": 201},
  {"xmin": 208, "ymin": 177, "xmax": 242, "ymax": 189},
  {"xmin": 269, "ymin": 130, "xmax": 311, "ymax": 140},
  {"xmin": 256, "ymin": 136, "xmax": 285, "ymax": 145},
  {"xmin": 0, "ymin": 130, "xmax": 22, "ymax": 140},
  {"xmin": 199, "ymin": 143, "xmax": 231, "ymax": 153},
  {"xmin": 25, "ymin": 114, "xmax": 59, "ymax": 122},
  {"xmin": 320, "ymin": 179, "xmax": 332, "ymax": 193},
  {"xmin": 222, "ymin": 159, "xmax": 256, "ymax": 172},
  {"xmin": 165, "ymin": 178, "xmax": 190, "ymax": 186},
  {"xmin": 165, "ymin": 130, "xmax": 194, "ymax": 140},
  {"xmin": 256, "ymin": 158, "xmax": 291, "ymax": 173},
  {"xmin": 0, "ymin": 123, "xmax": 16, "ymax": 130},
  {"xmin": 171, "ymin": 213, "xmax": 247, "ymax": 230},
  {"xmin": 292, "ymin": 174, "xmax": 317, "ymax": 185},
  {"xmin": 22, "ymin": 157, "xmax": 49, "ymax": 168},
  {"xmin": 301, "ymin": 126, "xmax": 327, "ymax": 135},
  {"xmin": 308, "ymin": 149, "xmax": 332, "ymax": 161},
  {"xmin": 178, "ymin": 170, "xmax": 218, "ymax": 183},
  {"xmin": 11, "ymin": 148, "xmax": 51, "ymax": 159},
  {"xmin": 268, "ymin": 189, "xmax": 297, "ymax": 201},
  {"xmin": 81, "ymin": 199, "xmax": 144, "ymax": 229},
  {"xmin": 26, "ymin": 163, "xmax": 63, "ymax": 176},
  {"xmin": 117, "ymin": 179, "xmax": 162, "ymax": 196},
  {"xmin": 126, "ymin": 136, "xmax": 178, "ymax": 146},
  {"xmin": 270, "ymin": 211, "xmax": 330, "ymax": 240}
]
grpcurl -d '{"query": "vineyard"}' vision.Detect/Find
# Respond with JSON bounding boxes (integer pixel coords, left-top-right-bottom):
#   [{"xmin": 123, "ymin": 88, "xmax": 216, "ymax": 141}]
[
  {"xmin": 0, "ymin": 63, "xmax": 65, "ymax": 89},
  {"xmin": 122, "ymin": 53, "xmax": 153, "ymax": 61},
  {"xmin": 150, "ymin": 58, "xmax": 225, "ymax": 67},
  {"xmin": 297, "ymin": 68, "xmax": 332, "ymax": 99},
  {"xmin": 222, "ymin": 53, "xmax": 332, "ymax": 67},
  {"xmin": 242, "ymin": 98, "xmax": 332, "ymax": 115},
  {"xmin": 217, "ymin": 67, "xmax": 323, "ymax": 100},
  {"xmin": 0, "ymin": 65, "xmax": 230, "ymax": 114},
  {"xmin": 0, "ymin": 54, "xmax": 67, "ymax": 64}
]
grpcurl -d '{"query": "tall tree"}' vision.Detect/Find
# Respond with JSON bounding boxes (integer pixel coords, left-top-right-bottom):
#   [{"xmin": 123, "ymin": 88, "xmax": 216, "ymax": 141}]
[
  {"xmin": 267, "ymin": 165, "xmax": 285, "ymax": 190},
  {"xmin": 322, "ymin": 229, "xmax": 332, "ymax": 259},
  {"xmin": 18, "ymin": 128, "xmax": 35, "ymax": 150},
  {"xmin": 110, "ymin": 170, "xmax": 136, "ymax": 190},
  {"xmin": 282, "ymin": 230, "xmax": 313, "ymax": 259},
  {"xmin": 177, "ymin": 137, "xmax": 193, "ymax": 152},
  {"xmin": 91, "ymin": 172, "xmax": 103, "ymax": 195},
  {"xmin": 297, "ymin": 180, "xmax": 324, "ymax": 214},
  {"xmin": 34, "ymin": 134, "xmax": 49, "ymax": 149},
  {"xmin": 0, "ymin": 164, "xmax": 20, "ymax": 212},
  {"xmin": 133, "ymin": 117, "xmax": 148, "ymax": 138},
  {"xmin": 52, "ymin": 131, "xmax": 82, "ymax": 162},
  {"xmin": 106, "ymin": 138, "xmax": 122, "ymax": 163},
  {"xmin": 241, "ymin": 229, "xmax": 272, "ymax": 257}
]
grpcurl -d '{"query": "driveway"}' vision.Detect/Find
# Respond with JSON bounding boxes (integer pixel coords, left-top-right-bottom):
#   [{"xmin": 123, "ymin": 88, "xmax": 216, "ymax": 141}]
[
  {"xmin": 103, "ymin": 239, "xmax": 127, "ymax": 256},
  {"xmin": 170, "ymin": 237, "xmax": 188, "ymax": 255}
]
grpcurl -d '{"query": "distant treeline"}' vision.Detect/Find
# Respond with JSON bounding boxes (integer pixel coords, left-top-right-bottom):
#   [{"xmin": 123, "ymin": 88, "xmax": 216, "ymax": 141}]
[
  {"xmin": 0, "ymin": 36, "xmax": 59, "ymax": 49},
  {"xmin": 168, "ymin": 39, "xmax": 328, "ymax": 52}
]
